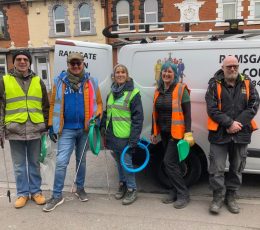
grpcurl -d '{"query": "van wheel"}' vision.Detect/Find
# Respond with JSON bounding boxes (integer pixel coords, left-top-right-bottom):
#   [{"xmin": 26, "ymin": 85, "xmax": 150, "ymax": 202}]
[{"xmin": 156, "ymin": 150, "xmax": 202, "ymax": 188}]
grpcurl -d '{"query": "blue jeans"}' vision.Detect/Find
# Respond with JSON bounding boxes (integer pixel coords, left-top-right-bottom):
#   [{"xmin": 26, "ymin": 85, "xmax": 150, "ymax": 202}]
[
  {"xmin": 111, "ymin": 150, "xmax": 136, "ymax": 189},
  {"xmin": 52, "ymin": 129, "xmax": 88, "ymax": 198},
  {"xmin": 9, "ymin": 139, "xmax": 42, "ymax": 197}
]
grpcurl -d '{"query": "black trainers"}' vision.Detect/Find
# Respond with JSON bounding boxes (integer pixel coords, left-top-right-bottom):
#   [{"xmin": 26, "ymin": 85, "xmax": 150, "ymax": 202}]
[
  {"xmin": 162, "ymin": 190, "xmax": 177, "ymax": 204},
  {"xmin": 122, "ymin": 189, "xmax": 137, "ymax": 205},
  {"xmin": 115, "ymin": 182, "xmax": 127, "ymax": 200},
  {"xmin": 75, "ymin": 188, "xmax": 88, "ymax": 202},
  {"xmin": 174, "ymin": 197, "xmax": 190, "ymax": 209},
  {"xmin": 43, "ymin": 197, "xmax": 64, "ymax": 212}
]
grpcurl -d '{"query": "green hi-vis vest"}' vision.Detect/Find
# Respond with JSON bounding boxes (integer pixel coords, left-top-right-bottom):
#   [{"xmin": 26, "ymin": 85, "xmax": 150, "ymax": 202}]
[
  {"xmin": 106, "ymin": 88, "xmax": 140, "ymax": 138},
  {"xmin": 3, "ymin": 74, "xmax": 44, "ymax": 124}
]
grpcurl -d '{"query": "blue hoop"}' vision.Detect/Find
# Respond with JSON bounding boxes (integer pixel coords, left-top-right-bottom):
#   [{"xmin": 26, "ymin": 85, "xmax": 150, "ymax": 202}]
[{"xmin": 120, "ymin": 138, "xmax": 150, "ymax": 173}]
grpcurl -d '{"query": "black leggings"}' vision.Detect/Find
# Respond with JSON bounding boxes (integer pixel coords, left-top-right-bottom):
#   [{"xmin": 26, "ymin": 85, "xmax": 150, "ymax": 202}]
[{"xmin": 161, "ymin": 132, "xmax": 189, "ymax": 199}]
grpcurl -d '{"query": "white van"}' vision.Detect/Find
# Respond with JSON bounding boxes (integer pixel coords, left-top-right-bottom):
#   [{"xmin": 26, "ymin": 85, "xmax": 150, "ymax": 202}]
[{"xmin": 53, "ymin": 37, "xmax": 260, "ymax": 187}]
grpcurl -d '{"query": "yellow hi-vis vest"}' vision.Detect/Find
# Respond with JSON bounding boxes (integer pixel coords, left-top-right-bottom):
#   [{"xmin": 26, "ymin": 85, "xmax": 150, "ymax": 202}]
[
  {"xmin": 106, "ymin": 88, "xmax": 140, "ymax": 138},
  {"xmin": 3, "ymin": 74, "xmax": 44, "ymax": 124}
]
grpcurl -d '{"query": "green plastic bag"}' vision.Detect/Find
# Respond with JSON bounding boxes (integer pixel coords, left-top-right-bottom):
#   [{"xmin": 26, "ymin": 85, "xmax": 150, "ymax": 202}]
[
  {"xmin": 177, "ymin": 139, "xmax": 190, "ymax": 162},
  {"xmin": 40, "ymin": 134, "xmax": 47, "ymax": 163}
]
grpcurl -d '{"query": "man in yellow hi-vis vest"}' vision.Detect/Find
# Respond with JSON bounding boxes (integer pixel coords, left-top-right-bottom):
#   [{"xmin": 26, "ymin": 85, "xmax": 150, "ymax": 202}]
[
  {"xmin": 205, "ymin": 56, "xmax": 259, "ymax": 215},
  {"xmin": 0, "ymin": 50, "xmax": 49, "ymax": 209}
]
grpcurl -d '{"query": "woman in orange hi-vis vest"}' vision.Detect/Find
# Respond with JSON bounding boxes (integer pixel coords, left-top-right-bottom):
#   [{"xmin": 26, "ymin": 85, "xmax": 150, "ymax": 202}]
[
  {"xmin": 205, "ymin": 56, "xmax": 259, "ymax": 215},
  {"xmin": 150, "ymin": 61, "xmax": 195, "ymax": 209}
]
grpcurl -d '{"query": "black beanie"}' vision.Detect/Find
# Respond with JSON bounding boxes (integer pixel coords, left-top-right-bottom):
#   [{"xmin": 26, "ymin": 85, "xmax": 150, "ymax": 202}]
[{"xmin": 12, "ymin": 50, "xmax": 32, "ymax": 65}]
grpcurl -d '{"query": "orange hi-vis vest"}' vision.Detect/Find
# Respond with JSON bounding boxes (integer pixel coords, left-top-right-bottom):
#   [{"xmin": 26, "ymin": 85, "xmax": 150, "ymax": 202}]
[
  {"xmin": 207, "ymin": 78, "xmax": 258, "ymax": 131},
  {"xmin": 152, "ymin": 83, "xmax": 190, "ymax": 139}
]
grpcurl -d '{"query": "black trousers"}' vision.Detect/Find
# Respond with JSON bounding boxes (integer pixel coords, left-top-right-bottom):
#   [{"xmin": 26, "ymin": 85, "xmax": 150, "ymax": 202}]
[{"xmin": 161, "ymin": 132, "xmax": 189, "ymax": 199}]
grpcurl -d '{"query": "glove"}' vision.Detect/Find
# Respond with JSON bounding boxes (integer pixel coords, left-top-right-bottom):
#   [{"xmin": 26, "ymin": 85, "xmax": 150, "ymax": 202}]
[
  {"xmin": 183, "ymin": 132, "xmax": 195, "ymax": 147},
  {"xmin": 48, "ymin": 126, "xmax": 58, "ymax": 143},
  {"xmin": 0, "ymin": 136, "xmax": 4, "ymax": 149}
]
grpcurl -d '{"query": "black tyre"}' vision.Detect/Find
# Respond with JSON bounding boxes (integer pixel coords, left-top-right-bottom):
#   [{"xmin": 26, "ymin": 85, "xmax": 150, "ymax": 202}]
[{"xmin": 156, "ymin": 149, "xmax": 202, "ymax": 188}]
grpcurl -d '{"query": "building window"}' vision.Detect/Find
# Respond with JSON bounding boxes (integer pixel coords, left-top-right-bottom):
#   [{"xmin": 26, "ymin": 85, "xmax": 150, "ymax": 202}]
[
  {"xmin": 0, "ymin": 9, "xmax": 9, "ymax": 40},
  {"xmin": 247, "ymin": 0, "xmax": 260, "ymax": 24},
  {"xmin": 0, "ymin": 11, "xmax": 4, "ymax": 37},
  {"xmin": 79, "ymin": 3, "xmax": 91, "ymax": 32},
  {"xmin": 0, "ymin": 55, "xmax": 7, "ymax": 78},
  {"xmin": 144, "ymin": 0, "xmax": 158, "ymax": 27},
  {"xmin": 139, "ymin": 0, "xmax": 162, "ymax": 30},
  {"xmin": 53, "ymin": 5, "xmax": 66, "ymax": 33},
  {"xmin": 73, "ymin": 1, "xmax": 96, "ymax": 36},
  {"xmin": 48, "ymin": 3, "xmax": 70, "ymax": 38},
  {"xmin": 216, "ymin": 0, "xmax": 243, "ymax": 27},
  {"xmin": 255, "ymin": 1, "xmax": 260, "ymax": 19},
  {"xmin": 117, "ymin": 0, "xmax": 130, "ymax": 30},
  {"xmin": 223, "ymin": 0, "xmax": 236, "ymax": 20}
]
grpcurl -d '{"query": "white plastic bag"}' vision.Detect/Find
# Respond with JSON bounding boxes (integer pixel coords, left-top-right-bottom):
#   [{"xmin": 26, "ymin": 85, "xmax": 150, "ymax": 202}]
[{"xmin": 40, "ymin": 139, "xmax": 57, "ymax": 190}]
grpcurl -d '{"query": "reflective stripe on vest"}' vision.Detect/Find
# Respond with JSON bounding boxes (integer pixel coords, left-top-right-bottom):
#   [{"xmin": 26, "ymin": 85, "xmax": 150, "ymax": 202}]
[
  {"xmin": 152, "ymin": 83, "xmax": 189, "ymax": 139},
  {"xmin": 207, "ymin": 77, "xmax": 258, "ymax": 131},
  {"xmin": 106, "ymin": 88, "xmax": 140, "ymax": 138},
  {"xmin": 3, "ymin": 75, "xmax": 44, "ymax": 124}
]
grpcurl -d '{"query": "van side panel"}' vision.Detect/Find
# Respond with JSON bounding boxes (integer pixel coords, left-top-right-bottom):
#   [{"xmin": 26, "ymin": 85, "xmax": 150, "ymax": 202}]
[{"xmin": 118, "ymin": 40, "xmax": 260, "ymax": 173}]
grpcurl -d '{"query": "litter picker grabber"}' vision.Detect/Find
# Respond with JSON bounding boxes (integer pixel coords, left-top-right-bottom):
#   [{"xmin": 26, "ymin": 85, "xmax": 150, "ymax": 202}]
[
  {"xmin": 102, "ymin": 136, "xmax": 111, "ymax": 200},
  {"xmin": 1, "ymin": 145, "xmax": 11, "ymax": 202},
  {"xmin": 71, "ymin": 135, "xmax": 89, "ymax": 193}
]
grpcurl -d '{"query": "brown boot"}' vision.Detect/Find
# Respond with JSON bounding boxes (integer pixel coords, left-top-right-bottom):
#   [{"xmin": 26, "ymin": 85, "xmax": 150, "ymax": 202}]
[
  {"xmin": 31, "ymin": 193, "xmax": 46, "ymax": 205},
  {"xmin": 14, "ymin": 196, "xmax": 29, "ymax": 209}
]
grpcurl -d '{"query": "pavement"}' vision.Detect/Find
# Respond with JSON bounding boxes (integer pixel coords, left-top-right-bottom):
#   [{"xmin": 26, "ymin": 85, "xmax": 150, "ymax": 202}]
[{"xmin": 1, "ymin": 141, "xmax": 260, "ymax": 229}]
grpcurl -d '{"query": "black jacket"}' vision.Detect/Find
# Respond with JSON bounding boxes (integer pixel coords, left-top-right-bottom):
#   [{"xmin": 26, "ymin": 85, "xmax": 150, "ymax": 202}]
[
  {"xmin": 205, "ymin": 69, "xmax": 259, "ymax": 144},
  {"xmin": 101, "ymin": 78, "xmax": 144, "ymax": 153}
]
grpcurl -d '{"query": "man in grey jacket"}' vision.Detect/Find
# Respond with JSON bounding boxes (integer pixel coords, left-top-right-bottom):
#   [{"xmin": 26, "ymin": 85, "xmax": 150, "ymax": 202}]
[{"xmin": 0, "ymin": 50, "xmax": 49, "ymax": 208}]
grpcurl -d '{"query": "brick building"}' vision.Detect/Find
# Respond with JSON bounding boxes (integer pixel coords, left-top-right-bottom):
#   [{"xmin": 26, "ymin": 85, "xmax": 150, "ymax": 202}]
[
  {"xmin": 104, "ymin": 0, "xmax": 260, "ymax": 64},
  {"xmin": 0, "ymin": 0, "xmax": 30, "ymax": 77}
]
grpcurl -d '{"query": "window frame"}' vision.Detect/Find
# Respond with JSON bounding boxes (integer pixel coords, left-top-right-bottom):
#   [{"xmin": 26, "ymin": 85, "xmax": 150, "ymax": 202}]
[
  {"xmin": 254, "ymin": 1, "xmax": 260, "ymax": 19},
  {"xmin": 215, "ymin": 0, "xmax": 243, "ymax": 27},
  {"xmin": 144, "ymin": 0, "xmax": 158, "ymax": 28},
  {"xmin": 48, "ymin": 3, "xmax": 70, "ymax": 38},
  {"xmin": 116, "ymin": 0, "xmax": 130, "ymax": 31},
  {"xmin": 222, "ymin": 1, "xmax": 237, "ymax": 20},
  {"xmin": 78, "ymin": 3, "xmax": 91, "ymax": 33},
  {"xmin": 53, "ymin": 5, "xmax": 66, "ymax": 34}
]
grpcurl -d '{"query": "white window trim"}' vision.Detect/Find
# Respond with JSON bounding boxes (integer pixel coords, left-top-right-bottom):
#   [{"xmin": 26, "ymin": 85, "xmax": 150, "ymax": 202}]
[
  {"xmin": 247, "ymin": 0, "xmax": 260, "ymax": 25},
  {"xmin": 117, "ymin": 14, "xmax": 130, "ymax": 30},
  {"xmin": 53, "ymin": 7, "xmax": 66, "ymax": 34},
  {"xmin": 145, "ymin": 11, "xmax": 158, "ymax": 28},
  {"xmin": 215, "ymin": 0, "xmax": 244, "ymax": 27},
  {"xmin": 79, "ymin": 16, "xmax": 91, "ymax": 32},
  {"xmin": 78, "ymin": 3, "xmax": 91, "ymax": 33}
]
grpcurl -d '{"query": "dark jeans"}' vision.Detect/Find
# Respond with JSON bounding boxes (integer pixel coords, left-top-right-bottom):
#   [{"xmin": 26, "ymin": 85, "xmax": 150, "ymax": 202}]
[
  {"xmin": 161, "ymin": 132, "xmax": 189, "ymax": 199},
  {"xmin": 208, "ymin": 142, "xmax": 248, "ymax": 192}
]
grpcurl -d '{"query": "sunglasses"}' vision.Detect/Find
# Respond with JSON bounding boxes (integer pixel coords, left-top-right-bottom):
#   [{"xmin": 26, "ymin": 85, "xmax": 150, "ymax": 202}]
[
  {"xmin": 69, "ymin": 61, "xmax": 83, "ymax": 67},
  {"xmin": 225, "ymin": 65, "xmax": 239, "ymax": 70}
]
